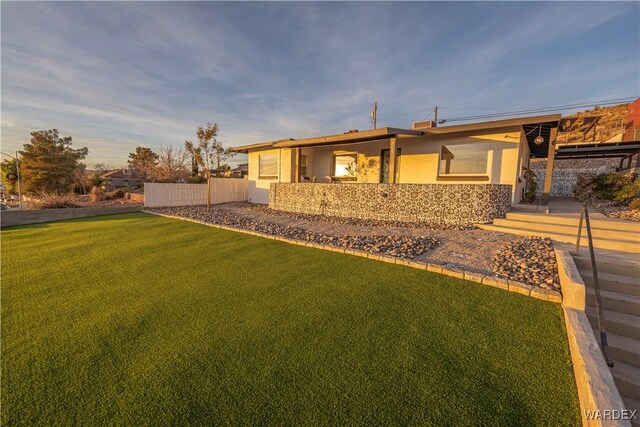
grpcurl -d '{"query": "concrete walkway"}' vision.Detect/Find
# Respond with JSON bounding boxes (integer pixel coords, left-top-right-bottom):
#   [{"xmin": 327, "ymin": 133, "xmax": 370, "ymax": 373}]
[{"xmin": 479, "ymin": 198, "xmax": 639, "ymax": 253}]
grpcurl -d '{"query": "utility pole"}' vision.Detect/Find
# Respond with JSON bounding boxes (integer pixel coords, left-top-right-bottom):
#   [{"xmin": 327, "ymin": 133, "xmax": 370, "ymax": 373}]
[
  {"xmin": 434, "ymin": 106, "xmax": 438, "ymax": 125},
  {"xmin": 371, "ymin": 102, "xmax": 377, "ymax": 130}
]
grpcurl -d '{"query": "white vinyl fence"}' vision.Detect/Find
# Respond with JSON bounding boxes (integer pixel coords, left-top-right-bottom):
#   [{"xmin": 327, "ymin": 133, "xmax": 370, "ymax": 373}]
[{"xmin": 144, "ymin": 178, "xmax": 248, "ymax": 208}]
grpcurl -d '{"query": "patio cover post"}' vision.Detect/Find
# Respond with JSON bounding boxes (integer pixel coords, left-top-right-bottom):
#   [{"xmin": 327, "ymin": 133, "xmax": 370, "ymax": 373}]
[
  {"xmin": 389, "ymin": 137, "xmax": 397, "ymax": 183},
  {"xmin": 542, "ymin": 127, "xmax": 558, "ymax": 200},
  {"xmin": 295, "ymin": 148, "xmax": 301, "ymax": 183}
]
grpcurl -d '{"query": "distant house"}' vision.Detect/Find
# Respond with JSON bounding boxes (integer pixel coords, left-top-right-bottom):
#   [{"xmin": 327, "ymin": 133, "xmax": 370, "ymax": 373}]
[
  {"xmin": 101, "ymin": 170, "xmax": 143, "ymax": 191},
  {"xmin": 231, "ymin": 163, "xmax": 248, "ymax": 178}
]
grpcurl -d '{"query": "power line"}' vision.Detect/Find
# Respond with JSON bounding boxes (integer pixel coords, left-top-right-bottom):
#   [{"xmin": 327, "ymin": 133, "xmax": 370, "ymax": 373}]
[
  {"xmin": 439, "ymin": 97, "xmax": 636, "ymax": 123},
  {"xmin": 371, "ymin": 96, "xmax": 636, "ymax": 124},
  {"xmin": 376, "ymin": 107, "xmax": 435, "ymax": 120},
  {"xmin": 322, "ymin": 95, "xmax": 636, "ymax": 137}
]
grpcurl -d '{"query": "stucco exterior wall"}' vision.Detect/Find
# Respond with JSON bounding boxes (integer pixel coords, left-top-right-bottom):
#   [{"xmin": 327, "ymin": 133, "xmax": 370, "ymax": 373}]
[
  {"xmin": 247, "ymin": 147, "xmax": 294, "ymax": 204},
  {"xmin": 248, "ymin": 127, "xmax": 525, "ymax": 203},
  {"xmin": 396, "ymin": 130, "xmax": 522, "ymax": 202},
  {"xmin": 268, "ymin": 183, "xmax": 512, "ymax": 224}
]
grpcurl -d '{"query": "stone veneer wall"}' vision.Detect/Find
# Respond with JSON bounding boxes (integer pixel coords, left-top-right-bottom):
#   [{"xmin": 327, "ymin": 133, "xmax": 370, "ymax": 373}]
[
  {"xmin": 533, "ymin": 167, "xmax": 617, "ymax": 198},
  {"xmin": 530, "ymin": 158, "xmax": 617, "ymax": 198},
  {"xmin": 269, "ymin": 183, "xmax": 512, "ymax": 224}
]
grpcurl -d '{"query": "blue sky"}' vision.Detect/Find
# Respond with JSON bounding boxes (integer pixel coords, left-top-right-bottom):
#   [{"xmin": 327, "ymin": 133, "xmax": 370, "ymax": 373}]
[{"xmin": 1, "ymin": 1, "xmax": 638, "ymax": 168}]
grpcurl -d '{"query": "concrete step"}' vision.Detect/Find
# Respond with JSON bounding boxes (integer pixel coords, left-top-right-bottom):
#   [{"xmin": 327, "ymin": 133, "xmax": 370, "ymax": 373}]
[
  {"xmin": 586, "ymin": 289, "xmax": 640, "ymax": 316},
  {"xmin": 593, "ymin": 330, "xmax": 640, "ymax": 368},
  {"xmin": 478, "ymin": 223, "xmax": 640, "ymax": 253},
  {"xmin": 581, "ymin": 269, "xmax": 640, "ymax": 296},
  {"xmin": 573, "ymin": 255, "xmax": 640, "ymax": 279},
  {"xmin": 588, "ymin": 308, "xmax": 640, "ymax": 340},
  {"xmin": 622, "ymin": 397, "xmax": 640, "ymax": 426},
  {"xmin": 505, "ymin": 212, "xmax": 640, "ymax": 233},
  {"xmin": 612, "ymin": 362, "xmax": 640, "ymax": 401},
  {"xmin": 494, "ymin": 217, "xmax": 639, "ymax": 242}
]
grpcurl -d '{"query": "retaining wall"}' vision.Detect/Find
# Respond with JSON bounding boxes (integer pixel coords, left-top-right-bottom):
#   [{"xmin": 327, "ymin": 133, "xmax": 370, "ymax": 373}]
[
  {"xmin": 1, "ymin": 206, "xmax": 141, "ymax": 227},
  {"xmin": 269, "ymin": 183, "xmax": 512, "ymax": 224}
]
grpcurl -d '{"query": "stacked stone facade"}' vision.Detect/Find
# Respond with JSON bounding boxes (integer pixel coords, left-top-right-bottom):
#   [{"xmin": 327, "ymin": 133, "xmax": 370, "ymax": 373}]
[
  {"xmin": 530, "ymin": 158, "xmax": 617, "ymax": 198},
  {"xmin": 269, "ymin": 183, "xmax": 512, "ymax": 225}
]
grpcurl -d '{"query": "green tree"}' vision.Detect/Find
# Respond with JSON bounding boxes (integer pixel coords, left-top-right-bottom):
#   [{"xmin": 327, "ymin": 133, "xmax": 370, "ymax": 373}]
[
  {"xmin": 127, "ymin": 147, "xmax": 158, "ymax": 181},
  {"xmin": 19, "ymin": 129, "xmax": 88, "ymax": 193},
  {"xmin": 1, "ymin": 159, "xmax": 19, "ymax": 195}
]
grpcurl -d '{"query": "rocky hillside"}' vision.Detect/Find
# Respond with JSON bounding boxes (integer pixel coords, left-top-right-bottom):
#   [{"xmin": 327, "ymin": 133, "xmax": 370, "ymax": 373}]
[{"xmin": 557, "ymin": 103, "xmax": 630, "ymax": 145}]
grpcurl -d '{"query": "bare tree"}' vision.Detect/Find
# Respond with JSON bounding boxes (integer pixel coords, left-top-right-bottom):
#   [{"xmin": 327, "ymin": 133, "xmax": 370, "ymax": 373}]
[
  {"xmin": 155, "ymin": 145, "xmax": 189, "ymax": 182},
  {"xmin": 212, "ymin": 139, "xmax": 235, "ymax": 175},
  {"xmin": 93, "ymin": 163, "xmax": 113, "ymax": 174}
]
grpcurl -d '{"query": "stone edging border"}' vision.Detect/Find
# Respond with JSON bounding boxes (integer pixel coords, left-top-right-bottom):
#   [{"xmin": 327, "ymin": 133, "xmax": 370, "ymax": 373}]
[
  {"xmin": 141, "ymin": 210, "xmax": 561, "ymax": 304},
  {"xmin": 556, "ymin": 249, "xmax": 629, "ymax": 427}
]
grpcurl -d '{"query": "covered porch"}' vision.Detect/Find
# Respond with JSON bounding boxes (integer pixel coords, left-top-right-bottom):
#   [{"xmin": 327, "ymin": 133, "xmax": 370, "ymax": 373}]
[{"xmin": 273, "ymin": 127, "xmax": 423, "ymax": 184}]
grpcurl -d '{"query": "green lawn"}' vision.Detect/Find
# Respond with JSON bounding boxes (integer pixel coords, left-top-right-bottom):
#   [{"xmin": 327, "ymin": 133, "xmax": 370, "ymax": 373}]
[{"xmin": 1, "ymin": 213, "xmax": 580, "ymax": 426}]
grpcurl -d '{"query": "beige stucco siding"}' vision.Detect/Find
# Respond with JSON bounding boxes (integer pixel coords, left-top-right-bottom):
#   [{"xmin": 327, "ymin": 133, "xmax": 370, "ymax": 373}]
[
  {"xmin": 396, "ymin": 129, "xmax": 523, "ymax": 202},
  {"xmin": 246, "ymin": 127, "xmax": 527, "ymax": 203},
  {"xmin": 247, "ymin": 147, "xmax": 294, "ymax": 204}
]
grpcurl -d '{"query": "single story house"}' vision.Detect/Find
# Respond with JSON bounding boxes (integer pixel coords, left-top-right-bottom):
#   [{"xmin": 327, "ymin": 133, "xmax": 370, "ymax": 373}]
[
  {"xmin": 101, "ymin": 169, "xmax": 143, "ymax": 191},
  {"xmin": 232, "ymin": 114, "xmax": 562, "ymax": 205}
]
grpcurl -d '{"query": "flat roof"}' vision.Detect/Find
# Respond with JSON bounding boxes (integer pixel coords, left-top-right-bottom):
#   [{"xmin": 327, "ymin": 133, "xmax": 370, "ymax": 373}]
[
  {"xmin": 272, "ymin": 127, "xmax": 423, "ymax": 148},
  {"xmin": 230, "ymin": 139, "xmax": 294, "ymax": 153},
  {"xmin": 230, "ymin": 114, "xmax": 563, "ymax": 152},
  {"xmin": 419, "ymin": 114, "xmax": 562, "ymax": 134}
]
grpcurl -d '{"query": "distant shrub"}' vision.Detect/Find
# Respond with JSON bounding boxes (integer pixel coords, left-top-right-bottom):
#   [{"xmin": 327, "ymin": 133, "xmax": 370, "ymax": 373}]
[
  {"xmin": 593, "ymin": 173, "xmax": 632, "ymax": 200},
  {"xmin": 187, "ymin": 175, "xmax": 207, "ymax": 184},
  {"xmin": 90, "ymin": 186, "xmax": 105, "ymax": 202},
  {"xmin": 105, "ymin": 189, "xmax": 125, "ymax": 200},
  {"xmin": 592, "ymin": 172, "xmax": 640, "ymax": 208},
  {"xmin": 32, "ymin": 192, "xmax": 79, "ymax": 209},
  {"xmin": 614, "ymin": 181, "xmax": 640, "ymax": 205},
  {"xmin": 86, "ymin": 173, "xmax": 105, "ymax": 189}
]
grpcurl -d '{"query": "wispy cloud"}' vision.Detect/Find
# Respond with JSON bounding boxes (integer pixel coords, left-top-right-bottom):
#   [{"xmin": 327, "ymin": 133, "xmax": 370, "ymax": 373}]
[{"xmin": 1, "ymin": 2, "xmax": 638, "ymax": 166}]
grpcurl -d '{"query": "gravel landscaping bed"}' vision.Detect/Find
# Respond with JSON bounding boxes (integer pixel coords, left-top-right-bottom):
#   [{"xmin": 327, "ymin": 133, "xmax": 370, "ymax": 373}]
[
  {"xmin": 151, "ymin": 206, "xmax": 439, "ymax": 259},
  {"xmin": 149, "ymin": 205, "xmax": 562, "ymax": 295},
  {"xmin": 492, "ymin": 237, "xmax": 560, "ymax": 291},
  {"xmin": 585, "ymin": 199, "xmax": 640, "ymax": 221},
  {"xmin": 243, "ymin": 203, "xmax": 477, "ymax": 230}
]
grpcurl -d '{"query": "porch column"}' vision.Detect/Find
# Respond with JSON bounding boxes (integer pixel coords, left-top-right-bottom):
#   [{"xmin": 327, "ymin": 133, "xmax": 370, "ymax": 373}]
[
  {"xmin": 389, "ymin": 137, "xmax": 397, "ymax": 184},
  {"xmin": 294, "ymin": 148, "xmax": 301, "ymax": 183},
  {"xmin": 542, "ymin": 126, "xmax": 558, "ymax": 201}
]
